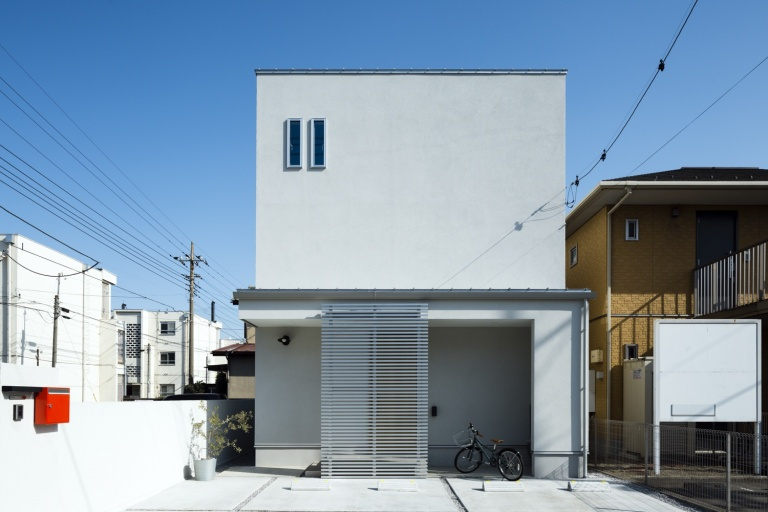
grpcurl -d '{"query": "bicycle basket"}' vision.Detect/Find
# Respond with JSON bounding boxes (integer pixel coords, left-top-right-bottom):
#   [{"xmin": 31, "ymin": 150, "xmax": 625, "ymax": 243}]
[{"xmin": 453, "ymin": 430, "xmax": 473, "ymax": 447}]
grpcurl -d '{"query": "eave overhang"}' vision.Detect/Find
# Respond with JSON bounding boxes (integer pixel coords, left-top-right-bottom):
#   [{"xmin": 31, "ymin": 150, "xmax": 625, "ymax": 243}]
[
  {"xmin": 233, "ymin": 288, "xmax": 594, "ymax": 302},
  {"xmin": 566, "ymin": 180, "xmax": 768, "ymax": 238}
]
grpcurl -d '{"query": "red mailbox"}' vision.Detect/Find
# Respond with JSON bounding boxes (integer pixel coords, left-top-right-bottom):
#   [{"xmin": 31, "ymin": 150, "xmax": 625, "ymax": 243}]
[{"xmin": 34, "ymin": 387, "xmax": 70, "ymax": 425}]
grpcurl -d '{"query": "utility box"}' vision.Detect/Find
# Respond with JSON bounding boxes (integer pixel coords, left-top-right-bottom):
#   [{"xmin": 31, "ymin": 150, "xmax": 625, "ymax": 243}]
[
  {"xmin": 623, "ymin": 358, "xmax": 653, "ymax": 458},
  {"xmin": 624, "ymin": 358, "xmax": 653, "ymax": 425},
  {"xmin": 34, "ymin": 387, "xmax": 70, "ymax": 425}
]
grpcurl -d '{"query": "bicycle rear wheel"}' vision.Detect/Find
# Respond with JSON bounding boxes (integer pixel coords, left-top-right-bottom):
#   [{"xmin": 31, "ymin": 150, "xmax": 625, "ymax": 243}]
[
  {"xmin": 454, "ymin": 446, "xmax": 483, "ymax": 473},
  {"xmin": 497, "ymin": 449, "xmax": 523, "ymax": 481}
]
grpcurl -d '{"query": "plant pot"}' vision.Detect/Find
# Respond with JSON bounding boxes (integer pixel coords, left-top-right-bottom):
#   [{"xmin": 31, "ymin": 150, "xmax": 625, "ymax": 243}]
[{"xmin": 193, "ymin": 457, "xmax": 217, "ymax": 481}]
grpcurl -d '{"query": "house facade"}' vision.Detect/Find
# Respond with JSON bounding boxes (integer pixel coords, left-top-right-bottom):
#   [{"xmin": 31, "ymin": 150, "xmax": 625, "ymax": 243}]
[
  {"xmin": 237, "ymin": 69, "xmax": 592, "ymax": 479},
  {"xmin": 211, "ymin": 341, "xmax": 254, "ymax": 399},
  {"xmin": 0, "ymin": 234, "xmax": 121, "ymax": 401},
  {"xmin": 113, "ymin": 309, "xmax": 222, "ymax": 398},
  {"xmin": 565, "ymin": 168, "xmax": 768, "ymax": 421}
]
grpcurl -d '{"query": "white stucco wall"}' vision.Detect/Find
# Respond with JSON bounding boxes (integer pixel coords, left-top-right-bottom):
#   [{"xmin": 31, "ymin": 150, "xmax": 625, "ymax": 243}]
[
  {"xmin": 428, "ymin": 326, "xmax": 532, "ymax": 467},
  {"xmin": 240, "ymin": 295, "xmax": 588, "ymax": 477},
  {"xmin": 0, "ymin": 363, "xmax": 253, "ymax": 512},
  {"xmin": 255, "ymin": 72, "xmax": 566, "ymax": 290},
  {"xmin": 252, "ymin": 326, "xmax": 321, "ymax": 468},
  {"xmin": 0, "ymin": 234, "xmax": 117, "ymax": 402}
]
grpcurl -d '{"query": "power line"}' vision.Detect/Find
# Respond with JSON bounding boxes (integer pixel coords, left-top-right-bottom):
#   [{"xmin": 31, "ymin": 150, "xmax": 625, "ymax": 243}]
[
  {"xmin": 0, "ymin": 41, "xmax": 190, "ymax": 252},
  {"xmin": 12, "ymin": 246, "xmax": 180, "ymax": 310},
  {"xmin": 2, "ymin": 251, "xmax": 98, "ymax": 278},
  {"xmin": 0, "ymin": 157, "xmax": 185, "ymax": 280},
  {"xmin": 0, "ymin": 42, "xmax": 242, "ymax": 332},
  {"xmin": 567, "ymin": 0, "xmax": 699, "ymax": 205},
  {"xmin": 0, "ymin": 73, "xmax": 189, "ymax": 253},
  {"xmin": 0, "ymin": 168, "xmax": 186, "ymax": 289},
  {"xmin": 629, "ymin": 53, "xmax": 768, "ymax": 176},
  {"xmin": 0, "ymin": 204, "xmax": 97, "ymax": 263},
  {"xmin": 0, "ymin": 146, "xmax": 193, "ymax": 275}
]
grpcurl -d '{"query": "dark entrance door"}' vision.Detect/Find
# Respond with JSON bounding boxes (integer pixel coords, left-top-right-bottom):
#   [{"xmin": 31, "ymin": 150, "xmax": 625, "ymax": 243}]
[{"xmin": 696, "ymin": 211, "xmax": 737, "ymax": 267}]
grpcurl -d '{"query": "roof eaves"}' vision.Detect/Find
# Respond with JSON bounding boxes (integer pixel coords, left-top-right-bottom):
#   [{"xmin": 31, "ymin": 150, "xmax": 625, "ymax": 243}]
[
  {"xmin": 254, "ymin": 68, "xmax": 566, "ymax": 76},
  {"xmin": 233, "ymin": 288, "xmax": 594, "ymax": 301}
]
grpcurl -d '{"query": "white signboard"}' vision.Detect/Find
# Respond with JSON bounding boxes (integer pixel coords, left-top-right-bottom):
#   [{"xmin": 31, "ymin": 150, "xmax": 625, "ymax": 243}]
[{"xmin": 654, "ymin": 320, "xmax": 761, "ymax": 423}]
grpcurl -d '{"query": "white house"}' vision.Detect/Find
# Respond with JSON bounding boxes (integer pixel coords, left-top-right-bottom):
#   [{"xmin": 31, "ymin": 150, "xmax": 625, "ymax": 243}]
[
  {"xmin": 112, "ymin": 309, "xmax": 222, "ymax": 398},
  {"xmin": 236, "ymin": 70, "xmax": 592, "ymax": 479},
  {"xmin": 0, "ymin": 233, "xmax": 121, "ymax": 401}
]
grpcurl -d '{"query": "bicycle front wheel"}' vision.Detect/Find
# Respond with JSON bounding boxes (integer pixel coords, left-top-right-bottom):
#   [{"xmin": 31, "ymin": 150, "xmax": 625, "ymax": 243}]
[
  {"xmin": 454, "ymin": 446, "xmax": 483, "ymax": 473},
  {"xmin": 497, "ymin": 449, "xmax": 524, "ymax": 481}
]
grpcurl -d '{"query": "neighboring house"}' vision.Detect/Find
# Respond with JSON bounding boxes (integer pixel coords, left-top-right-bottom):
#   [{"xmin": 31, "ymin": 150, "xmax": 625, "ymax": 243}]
[
  {"xmin": 565, "ymin": 167, "xmax": 768, "ymax": 421},
  {"xmin": 113, "ymin": 309, "xmax": 222, "ymax": 399},
  {"xmin": 211, "ymin": 341, "xmax": 254, "ymax": 399},
  {"xmin": 0, "ymin": 233, "xmax": 121, "ymax": 401},
  {"xmin": 235, "ymin": 69, "xmax": 593, "ymax": 479}
]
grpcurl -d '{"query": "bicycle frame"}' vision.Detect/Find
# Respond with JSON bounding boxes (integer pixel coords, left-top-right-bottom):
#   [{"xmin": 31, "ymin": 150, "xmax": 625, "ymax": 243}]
[
  {"xmin": 455, "ymin": 422, "xmax": 524, "ymax": 481},
  {"xmin": 467, "ymin": 430, "xmax": 501, "ymax": 464}
]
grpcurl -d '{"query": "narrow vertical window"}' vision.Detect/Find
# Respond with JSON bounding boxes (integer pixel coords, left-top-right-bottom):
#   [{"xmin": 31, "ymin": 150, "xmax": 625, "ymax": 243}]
[
  {"xmin": 569, "ymin": 245, "xmax": 578, "ymax": 267},
  {"xmin": 311, "ymin": 118, "xmax": 326, "ymax": 168},
  {"xmin": 625, "ymin": 219, "xmax": 639, "ymax": 241},
  {"xmin": 286, "ymin": 118, "xmax": 302, "ymax": 168}
]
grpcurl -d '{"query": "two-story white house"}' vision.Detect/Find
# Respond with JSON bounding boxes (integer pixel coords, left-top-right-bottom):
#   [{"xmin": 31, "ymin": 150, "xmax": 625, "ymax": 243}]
[
  {"xmin": 0, "ymin": 233, "xmax": 121, "ymax": 401},
  {"xmin": 234, "ymin": 69, "xmax": 592, "ymax": 479},
  {"xmin": 113, "ymin": 309, "xmax": 222, "ymax": 398}
]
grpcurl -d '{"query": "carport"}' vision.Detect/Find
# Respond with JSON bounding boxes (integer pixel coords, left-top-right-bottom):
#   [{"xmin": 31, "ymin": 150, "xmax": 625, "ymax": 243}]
[{"xmin": 234, "ymin": 288, "xmax": 593, "ymax": 479}]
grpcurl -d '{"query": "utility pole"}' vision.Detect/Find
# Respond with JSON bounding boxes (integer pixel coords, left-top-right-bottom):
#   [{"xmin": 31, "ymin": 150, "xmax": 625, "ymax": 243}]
[
  {"xmin": 174, "ymin": 242, "xmax": 206, "ymax": 388},
  {"xmin": 51, "ymin": 274, "xmax": 70, "ymax": 368}
]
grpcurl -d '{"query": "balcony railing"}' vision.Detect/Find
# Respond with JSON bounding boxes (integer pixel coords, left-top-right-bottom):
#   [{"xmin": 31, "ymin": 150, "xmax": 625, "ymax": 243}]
[{"xmin": 694, "ymin": 241, "xmax": 767, "ymax": 317}]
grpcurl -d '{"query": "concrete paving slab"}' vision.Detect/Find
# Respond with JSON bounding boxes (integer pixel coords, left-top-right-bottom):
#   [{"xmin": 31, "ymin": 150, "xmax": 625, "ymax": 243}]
[
  {"xmin": 127, "ymin": 476, "xmax": 271, "ymax": 511},
  {"xmin": 240, "ymin": 477, "xmax": 457, "ymax": 512},
  {"xmin": 218, "ymin": 466, "xmax": 303, "ymax": 478},
  {"xmin": 573, "ymin": 482, "xmax": 687, "ymax": 512},
  {"xmin": 448, "ymin": 478, "xmax": 596, "ymax": 512},
  {"xmin": 568, "ymin": 479, "xmax": 611, "ymax": 492}
]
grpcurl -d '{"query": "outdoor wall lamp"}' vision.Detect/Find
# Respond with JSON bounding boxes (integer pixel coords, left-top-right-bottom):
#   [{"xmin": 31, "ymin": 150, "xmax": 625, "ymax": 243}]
[{"xmin": 278, "ymin": 335, "xmax": 291, "ymax": 346}]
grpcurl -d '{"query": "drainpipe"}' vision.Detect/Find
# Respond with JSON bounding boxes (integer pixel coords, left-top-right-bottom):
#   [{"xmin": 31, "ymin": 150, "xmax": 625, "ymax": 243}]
[
  {"xmin": 606, "ymin": 187, "xmax": 633, "ymax": 421},
  {"xmin": 582, "ymin": 298, "xmax": 590, "ymax": 478}
]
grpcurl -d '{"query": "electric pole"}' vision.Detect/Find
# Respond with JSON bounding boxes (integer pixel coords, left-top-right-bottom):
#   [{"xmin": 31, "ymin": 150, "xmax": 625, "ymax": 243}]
[
  {"xmin": 174, "ymin": 242, "xmax": 206, "ymax": 388},
  {"xmin": 51, "ymin": 274, "xmax": 70, "ymax": 368}
]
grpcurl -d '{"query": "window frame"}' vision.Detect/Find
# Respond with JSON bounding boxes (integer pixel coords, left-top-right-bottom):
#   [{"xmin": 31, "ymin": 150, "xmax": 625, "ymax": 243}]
[
  {"xmin": 625, "ymin": 219, "xmax": 639, "ymax": 241},
  {"xmin": 310, "ymin": 118, "xmax": 326, "ymax": 169},
  {"xmin": 160, "ymin": 352, "xmax": 176, "ymax": 366},
  {"xmin": 160, "ymin": 321, "xmax": 176, "ymax": 335},
  {"xmin": 159, "ymin": 384, "xmax": 175, "ymax": 398},
  {"xmin": 569, "ymin": 245, "xmax": 578, "ymax": 267},
  {"xmin": 286, "ymin": 118, "xmax": 302, "ymax": 169}
]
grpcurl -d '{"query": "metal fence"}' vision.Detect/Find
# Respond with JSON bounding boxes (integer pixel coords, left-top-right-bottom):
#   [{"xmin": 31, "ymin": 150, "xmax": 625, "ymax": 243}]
[{"xmin": 591, "ymin": 419, "xmax": 768, "ymax": 512}]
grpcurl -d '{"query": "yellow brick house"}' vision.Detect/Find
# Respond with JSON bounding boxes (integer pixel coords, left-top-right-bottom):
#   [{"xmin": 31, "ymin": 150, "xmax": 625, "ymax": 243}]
[{"xmin": 566, "ymin": 167, "xmax": 768, "ymax": 421}]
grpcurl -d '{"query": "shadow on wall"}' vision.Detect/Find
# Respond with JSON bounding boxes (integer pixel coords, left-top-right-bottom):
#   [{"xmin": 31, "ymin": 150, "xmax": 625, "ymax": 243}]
[{"xmin": 438, "ymin": 190, "xmax": 565, "ymax": 288}]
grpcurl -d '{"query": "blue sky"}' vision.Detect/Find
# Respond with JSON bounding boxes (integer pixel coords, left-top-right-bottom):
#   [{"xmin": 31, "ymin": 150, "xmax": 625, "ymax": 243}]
[{"xmin": 1, "ymin": 1, "xmax": 766, "ymax": 340}]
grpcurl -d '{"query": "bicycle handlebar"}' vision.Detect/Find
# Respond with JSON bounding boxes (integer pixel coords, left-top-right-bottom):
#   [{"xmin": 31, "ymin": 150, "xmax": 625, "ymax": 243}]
[{"xmin": 468, "ymin": 422, "xmax": 482, "ymax": 437}]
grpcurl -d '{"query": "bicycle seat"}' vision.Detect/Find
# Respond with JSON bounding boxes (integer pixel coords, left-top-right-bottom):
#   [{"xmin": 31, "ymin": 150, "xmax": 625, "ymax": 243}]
[{"xmin": 492, "ymin": 438, "xmax": 504, "ymax": 444}]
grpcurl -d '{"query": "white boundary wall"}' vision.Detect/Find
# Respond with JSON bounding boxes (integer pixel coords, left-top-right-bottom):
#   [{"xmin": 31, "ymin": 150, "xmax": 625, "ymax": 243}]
[
  {"xmin": 654, "ymin": 319, "xmax": 761, "ymax": 423},
  {"xmin": 1, "ymin": 363, "xmax": 253, "ymax": 512}
]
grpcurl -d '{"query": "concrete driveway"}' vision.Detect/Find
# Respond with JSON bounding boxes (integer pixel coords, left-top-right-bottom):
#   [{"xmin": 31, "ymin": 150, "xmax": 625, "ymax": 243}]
[{"xmin": 124, "ymin": 466, "xmax": 698, "ymax": 512}]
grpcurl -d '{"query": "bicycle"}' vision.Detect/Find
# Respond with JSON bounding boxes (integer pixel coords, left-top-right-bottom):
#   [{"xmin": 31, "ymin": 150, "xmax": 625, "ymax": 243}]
[{"xmin": 453, "ymin": 422, "xmax": 524, "ymax": 481}]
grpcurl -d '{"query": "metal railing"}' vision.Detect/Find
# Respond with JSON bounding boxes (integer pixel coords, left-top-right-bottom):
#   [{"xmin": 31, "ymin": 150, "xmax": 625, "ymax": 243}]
[
  {"xmin": 694, "ymin": 241, "xmax": 767, "ymax": 317},
  {"xmin": 591, "ymin": 419, "xmax": 767, "ymax": 512}
]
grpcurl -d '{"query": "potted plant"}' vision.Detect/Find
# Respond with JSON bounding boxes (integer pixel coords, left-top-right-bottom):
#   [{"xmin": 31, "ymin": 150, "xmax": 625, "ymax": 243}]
[{"xmin": 191, "ymin": 402, "xmax": 253, "ymax": 481}]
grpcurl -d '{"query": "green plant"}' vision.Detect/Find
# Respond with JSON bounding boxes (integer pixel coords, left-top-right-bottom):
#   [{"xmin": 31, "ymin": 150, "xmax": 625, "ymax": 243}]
[
  {"xmin": 192, "ymin": 403, "xmax": 253, "ymax": 459},
  {"xmin": 185, "ymin": 381, "xmax": 207, "ymax": 394}
]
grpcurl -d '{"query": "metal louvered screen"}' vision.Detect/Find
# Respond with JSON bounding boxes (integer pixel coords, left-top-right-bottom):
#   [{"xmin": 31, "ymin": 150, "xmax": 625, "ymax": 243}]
[{"xmin": 321, "ymin": 303, "xmax": 428, "ymax": 478}]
